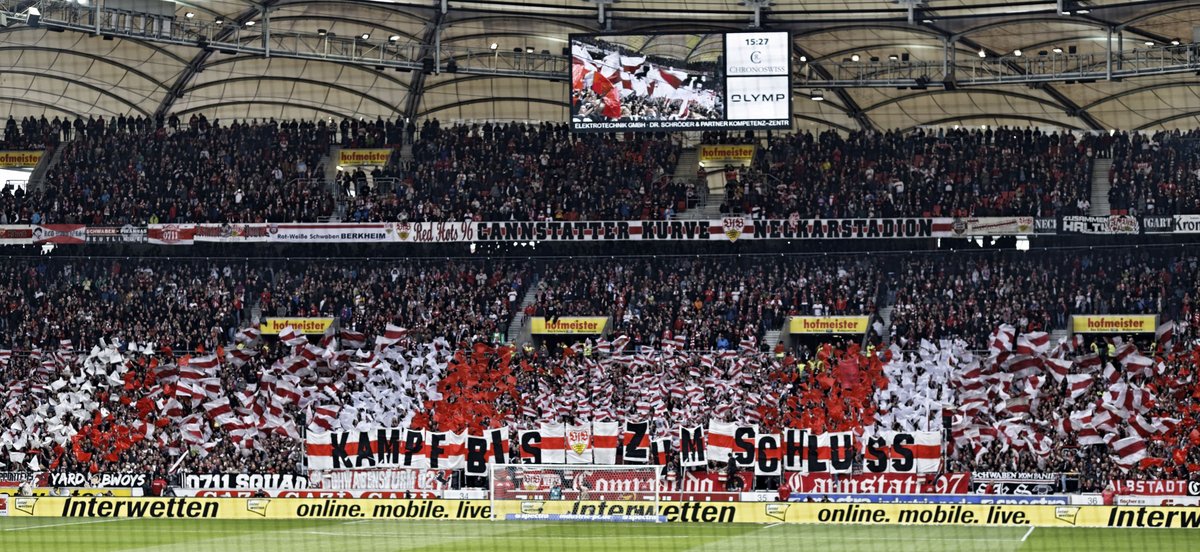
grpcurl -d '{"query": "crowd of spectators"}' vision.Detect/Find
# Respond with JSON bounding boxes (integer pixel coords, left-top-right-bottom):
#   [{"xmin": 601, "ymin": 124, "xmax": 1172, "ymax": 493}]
[
  {"xmin": 3, "ymin": 115, "xmax": 62, "ymax": 150},
  {"xmin": 1, "ymin": 247, "xmax": 1198, "ymax": 488},
  {"xmin": 25, "ymin": 115, "xmax": 332, "ymax": 225},
  {"xmin": 887, "ymin": 248, "xmax": 1195, "ymax": 350},
  {"xmin": 343, "ymin": 122, "xmax": 689, "ymax": 222},
  {"xmin": 530, "ymin": 256, "xmax": 881, "ymax": 351},
  {"xmin": 1108, "ymin": 129, "xmax": 1200, "ymax": 215},
  {"xmin": 724, "ymin": 126, "xmax": 1098, "ymax": 219},
  {"xmin": 257, "ymin": 260, "xmax": 530, "ymax": 345},
  {"xmin": 18, "ymin": 114, "xmax": 1200, "ymax": 224}
]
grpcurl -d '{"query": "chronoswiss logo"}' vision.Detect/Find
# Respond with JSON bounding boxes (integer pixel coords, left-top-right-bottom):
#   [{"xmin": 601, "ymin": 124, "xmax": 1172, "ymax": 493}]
[{"xmin": 750, "ymin": 51, "xmax": 763, "ymax": 64}]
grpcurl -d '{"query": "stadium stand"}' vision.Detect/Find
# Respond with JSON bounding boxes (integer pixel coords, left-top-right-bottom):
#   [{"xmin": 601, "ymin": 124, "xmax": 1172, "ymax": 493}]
[
  {"xmin": 2, "ymin": 249, "xmax": 1196, "ymax": 490},
  {"xmin": 1108, "ymin": 130, "xmax": 1200, "ymax": 215},
  {"xmin": 727, "ymin": 127, "xmax": 1098, "ymax": 219}
]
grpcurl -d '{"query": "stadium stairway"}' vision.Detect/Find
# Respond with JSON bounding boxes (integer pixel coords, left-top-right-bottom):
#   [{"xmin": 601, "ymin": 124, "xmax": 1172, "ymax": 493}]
[
  {"xmin": 877, "ymin": 306, "xmax": 894, "ymax": 346},
  {"xmin": 505, "ymin": 279, "xmax": 540, "ymax": 346},
  {"xmin": 1090, "ymin": 158, "xmax": 1113, "ymax": 215},
  {"xmin": 763, "ymin": 329, "xmax": 782, "ymax": 349},
  {"xmin": 681, "ymin": 171, "xmax": 727, "ymax": 220},
  {"xmin": 26, "ymin": 137, "xmax": 69, "ymax": 194},
  {"xmin": 1050, "ymin": 327, "xmax": 1072, "ymax": 347}
]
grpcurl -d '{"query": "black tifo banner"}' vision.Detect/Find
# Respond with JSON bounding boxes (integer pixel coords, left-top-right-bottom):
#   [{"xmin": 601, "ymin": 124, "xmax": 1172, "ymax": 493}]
[
  {"xmin": 47, "ymin": 473, "xmax": 148, "ymax": 488},
  {"xmin": 969, "ymin": 472, "xmax": 1077, "ymax": 495},
  {"xmin": 181, "ymin": 473, "xmax": 310, "ymax": 490}
]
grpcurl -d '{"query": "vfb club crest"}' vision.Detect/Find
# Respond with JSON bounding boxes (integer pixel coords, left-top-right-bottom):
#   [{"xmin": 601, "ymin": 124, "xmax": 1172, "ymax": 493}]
[
  {"xmin": 722, "ymin": 217, "xmax": 745, "ymax": 242},
  {"xmin": 567, "ymin": 429, "xmax": 592, "ymax": 455}
]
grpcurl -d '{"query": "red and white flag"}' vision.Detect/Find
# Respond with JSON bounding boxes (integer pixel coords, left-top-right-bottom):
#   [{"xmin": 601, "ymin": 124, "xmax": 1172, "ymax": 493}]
[{"xmin": 1111, "ymin": 435, "xmax": 1148, "ymax": 470}]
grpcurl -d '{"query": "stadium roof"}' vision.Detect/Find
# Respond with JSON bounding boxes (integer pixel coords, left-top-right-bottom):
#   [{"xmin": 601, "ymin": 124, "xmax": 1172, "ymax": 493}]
[{"xmin": 1, "ymin": 0, "xmax": 1199, "ymax": 132}]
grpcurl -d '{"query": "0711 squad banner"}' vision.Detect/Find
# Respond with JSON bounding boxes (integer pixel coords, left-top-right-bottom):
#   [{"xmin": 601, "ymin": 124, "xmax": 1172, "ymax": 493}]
[{"xmin": 305, "ymin": 421, "xmax": 942, "ymax": 476}]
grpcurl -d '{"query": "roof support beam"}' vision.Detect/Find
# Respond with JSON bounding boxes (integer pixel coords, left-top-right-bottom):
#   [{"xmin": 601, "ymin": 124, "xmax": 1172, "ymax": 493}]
[{"xmin": 402, "ymin": 2, "xmax": 447, "ymax": 123}]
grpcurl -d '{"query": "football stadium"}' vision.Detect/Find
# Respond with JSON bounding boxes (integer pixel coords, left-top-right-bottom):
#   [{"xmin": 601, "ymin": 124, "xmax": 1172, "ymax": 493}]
[{"xmin": 2, "ymin": 1, "xmax": 1200, "ymax": 551}]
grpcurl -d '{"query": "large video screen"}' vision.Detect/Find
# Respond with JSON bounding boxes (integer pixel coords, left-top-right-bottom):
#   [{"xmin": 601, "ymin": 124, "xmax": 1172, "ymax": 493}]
[{"xmin": 569, "ymin": 32, "xmax": 792, "ymax": 132}]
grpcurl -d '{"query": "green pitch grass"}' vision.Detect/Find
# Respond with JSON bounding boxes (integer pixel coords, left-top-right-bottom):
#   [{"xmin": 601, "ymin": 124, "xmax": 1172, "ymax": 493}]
[{"xmin": 2, "ymin": 518, "xmax": 1197, "ymax": 552}]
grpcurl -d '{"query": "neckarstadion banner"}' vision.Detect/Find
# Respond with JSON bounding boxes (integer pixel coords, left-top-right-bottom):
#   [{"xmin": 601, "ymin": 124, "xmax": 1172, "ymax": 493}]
[{"xmin": 9, "ymin": 215, "xmax": 1200, "ymax": 247}]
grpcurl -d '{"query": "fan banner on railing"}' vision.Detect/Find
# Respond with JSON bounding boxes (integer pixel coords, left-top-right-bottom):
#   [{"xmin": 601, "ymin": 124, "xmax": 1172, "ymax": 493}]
[
  {"xmin": 0, "ymin": 217, "xmax": 1060, "ymax": 246},
  {"xmin": 306, "ymin": 424, "xmax": 942, "ymax": 474},
  {"xmin": 9, "ymin": 216, "xmax": 1200, "ymax": 245}
]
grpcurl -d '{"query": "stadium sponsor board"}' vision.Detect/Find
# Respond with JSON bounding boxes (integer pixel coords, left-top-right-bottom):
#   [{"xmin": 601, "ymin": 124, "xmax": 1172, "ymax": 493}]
[
  {"xmin": 1116, "ymin": 495, "xmax": 1200, "ymax": 507},
  {"xmin": 969, "ymin": 472, "xmax": 1073, "ymax": 495},
  {"xmin": 787, "ymin": 316, "xmax": 870, "ymax": 334},
  {"xmin": 1112, "ymin": 480, "xmax": 1200, "ymax": 497},
  {"xmin": 5, "ymin": 497, "xmax": 1200, "ymax": 527},
  {"xmin": 1071, "ymin": 314, "xmax": 1157, "ymax": 334},
  {"xmin": 698, "ymin": 144, "xmax": 756, "ymax": 165},
  {"xmin": 258, "ymin": 317, "xmax": 334, "ymax": 335},
  {"xmin": 530, "ymin": 316, "xmax": 608, "ymax": 335},
  {"xmin": 1060, "ymin": 215, "xmax": 1140, "ymax": 235},
  {"xmin": 0, "ymin": 150, "xmax": 44, "ymax": 167},
  {"xmin": 337, "ymin": 149, "xmax": 392, "ymax": 166},
  {"xmin": 0, "ymin": 487, "xmax": 136, "ymax": 497},
  {"xmin": 786, "ymin": 473, "xmax": 970, "ymax": 494},
  {"xmin": 180, "ymin": 473, "xmax": 310, "ymax": 490},
  {"xmin": 788, "ymin": 494, "xmax": 1069, "ymax": 505},
  {"xmin": 949, "ymin": 217, "xmax": 1035, "ymax": 236},
  {"xmin": 47, "ymin": 472, "xmax": 148, "ymax": 488},
  {"xmin": 1176, "ymin": 214, "xmax": 1200, "ymax": 233},
  {"xmin": 180, "ymin": 490, "xmax": 441, "ymax": 499}
]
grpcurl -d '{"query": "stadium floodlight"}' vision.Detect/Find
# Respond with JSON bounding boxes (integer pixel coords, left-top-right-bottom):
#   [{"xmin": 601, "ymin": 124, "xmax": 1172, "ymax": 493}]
[
  {"xmin": 185, "ymin": 12, "xmax": 195, "ymax": 19},
  {"xmin": 245, "ymin": 20, "xmax": 255, "ymax": 27},
  {"xmin": 389, "ymin": 35, "xmax": 400, "ymax": 42},
  {"xmin": 318, "ymin": 28, "xmax": 327, "ymax": 36},
  {"xmin": 215, "ymin": 17, "xmax": 224, "ymax": 24},
  {"xmin": 850, "ymin": 54, "xmax": 860, "ymax": 62},
  {"xmin": 1145, "ymin": 40, "xmax": 1155, "ymax": 46},
  {"xmin": 361, "ymin": 33, "xmax": 370, "ymax": 40},
  {"xmin": 889, "ymin": 54, "xmax": 898, "ymax": 61},
  {"xmin": 799, "ymin": 55, "xmax": 807, "ymax": 62},
  {"xmin": 810, "ymin": 89, "xmax": 825, "ymax": 101},
  {"xmin": 489, "ymin": 42, "xmax": 498, "ymax": 50},
  {"xmin": 1171, "ymin": 38, "xmax": 1181, "ymax": 46},
  {"xmin": 978, "ymin": 48, "xmax": 986, "ymax": 58},
  {"xmin": 1013, "ymin": 49, "xmax": 1022, "ymax": 57},
  {"xmin": 526, "ymin": 47, "xmax": 534, "ymax": 53},
  {"xmin": 1052, "ymin": 46, "xmax": 1063, "ymax": 53},
  {"xmin": 27, "ymin": 7, "xmax": 40, "ymax": 28}
]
